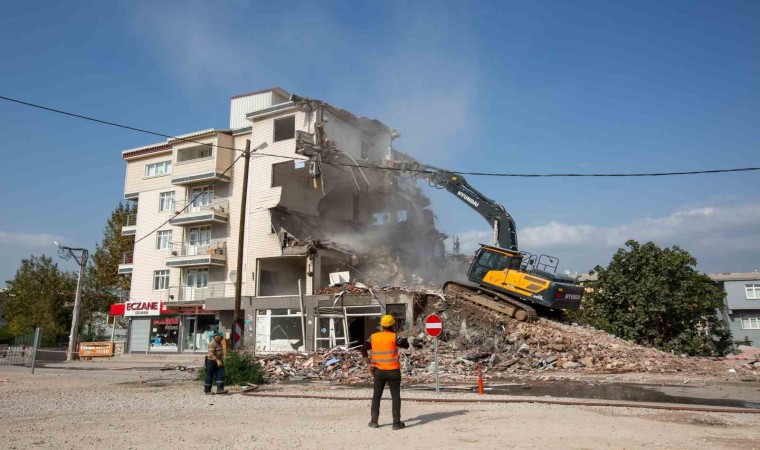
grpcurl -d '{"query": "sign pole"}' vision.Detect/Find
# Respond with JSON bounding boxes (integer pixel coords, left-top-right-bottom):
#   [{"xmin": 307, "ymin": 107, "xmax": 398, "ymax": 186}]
[
  {"xmin": 425, "ymin": 313, "xmax": 443, "ymax": 395},
  {"xmin": 31, "ymin": 326, "xmax": 41, "ymax": 374},
  {"xmin": 434, "ymin": 336, "xmax": 439, "ymax": 394}
]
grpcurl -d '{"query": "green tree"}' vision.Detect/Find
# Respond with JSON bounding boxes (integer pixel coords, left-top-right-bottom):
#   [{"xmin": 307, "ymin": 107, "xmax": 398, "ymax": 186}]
[
  {"xmin": 579, "ymin": 240, "xmax": 732, "ymax": 356},
  {"xmin": 4, "ymin": 255, "xmax": 76, "ymax": 345},
  {"xmin": 81, "ymin": 202, "xmax": 136, "ymax": 336}
]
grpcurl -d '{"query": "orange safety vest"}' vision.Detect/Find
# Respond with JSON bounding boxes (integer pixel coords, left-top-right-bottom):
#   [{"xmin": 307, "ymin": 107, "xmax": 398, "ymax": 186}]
[{"xmin": 370, "ymin": 331, "xmax": 400, "ymax": 370}]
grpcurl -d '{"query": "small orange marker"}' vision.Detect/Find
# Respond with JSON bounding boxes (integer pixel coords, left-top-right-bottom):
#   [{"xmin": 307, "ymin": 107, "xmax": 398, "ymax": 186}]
[{"xmin": 477, "ymin": 364, "xmax": 484, "ymax": 395}]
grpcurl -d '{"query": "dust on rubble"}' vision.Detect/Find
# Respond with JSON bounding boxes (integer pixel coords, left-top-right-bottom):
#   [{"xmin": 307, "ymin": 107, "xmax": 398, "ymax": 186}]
[{"xmin": 258, "ymin": 286, "xmax": 760, "ymax": 385}]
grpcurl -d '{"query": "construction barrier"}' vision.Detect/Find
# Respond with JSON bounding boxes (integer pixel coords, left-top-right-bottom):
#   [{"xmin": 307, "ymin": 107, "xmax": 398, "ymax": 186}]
[{"xmin": 78, "ymin": 342, "xmax": 114, "ymax": 358}]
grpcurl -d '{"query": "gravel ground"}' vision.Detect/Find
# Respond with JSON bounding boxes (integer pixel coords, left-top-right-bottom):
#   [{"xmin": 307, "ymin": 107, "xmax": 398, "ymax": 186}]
[{"xmin": 1, "ymin": 366, "xmax": 759, "ymax": 449}]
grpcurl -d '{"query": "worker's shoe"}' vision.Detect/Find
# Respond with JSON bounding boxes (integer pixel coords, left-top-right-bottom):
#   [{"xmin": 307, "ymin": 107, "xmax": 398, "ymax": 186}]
[
  {"xmin": 392, "ymin": 422, "xmax": 406, "ymax": 431},
  {"xmin": 367, "ymin": 421, "xmax": 379, "ymax": 429},
  {"xmin": 204, "ymin": 391, "xmax": 214, "ymax": 395},
  {"xmin": 216, "ymin": 390, "xmax": 230, "ymax": 395}
]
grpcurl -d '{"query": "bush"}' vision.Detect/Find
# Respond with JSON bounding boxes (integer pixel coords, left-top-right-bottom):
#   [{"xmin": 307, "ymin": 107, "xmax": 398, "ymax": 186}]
[{"xmin": 198, "ymin": 351, "xmax": 266, "ymax": 386}]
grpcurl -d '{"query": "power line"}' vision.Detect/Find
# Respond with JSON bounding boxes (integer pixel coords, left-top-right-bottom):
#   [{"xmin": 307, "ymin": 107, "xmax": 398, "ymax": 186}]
[
  {"xmin": 133, "ymin": 150, "xmax": 246, "ymax": 245},
  {"xmin": 1, "ymin": 94, "xmax": 758, "ymax": 178}
]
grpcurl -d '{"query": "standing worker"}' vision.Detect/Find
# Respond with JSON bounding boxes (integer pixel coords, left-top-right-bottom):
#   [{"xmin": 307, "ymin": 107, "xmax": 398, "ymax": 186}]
[
  {"xmin": 361, "ymin": 314, "xmax": 410, "ymax": 430},
  {"xmin": 204, "ymin": 331, "xmax": 229, "ymax": 395}
]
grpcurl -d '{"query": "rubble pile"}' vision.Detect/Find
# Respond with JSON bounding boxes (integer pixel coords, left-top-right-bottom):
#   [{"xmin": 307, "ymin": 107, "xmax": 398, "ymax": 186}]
[
  {"xmin": 400, "ymin": 294, "xmax": 760, "ymax": 380},
  {"xmin": 255, "ymin": 290, "xmax": 760, "ymax": 384},
  {"xmin": 258, "ymin": 350, "xmax": 373, "ymax": 384}
]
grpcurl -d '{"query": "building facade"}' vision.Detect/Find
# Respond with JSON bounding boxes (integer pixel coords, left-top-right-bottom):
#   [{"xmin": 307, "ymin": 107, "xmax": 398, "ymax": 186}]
[
  {"xmin": 116, "ymin": 88, "xmax": 435, "ymax": 353},
  {"xmin": 709, "ymin": 272, "xmax": 760, "ymax": 346}
]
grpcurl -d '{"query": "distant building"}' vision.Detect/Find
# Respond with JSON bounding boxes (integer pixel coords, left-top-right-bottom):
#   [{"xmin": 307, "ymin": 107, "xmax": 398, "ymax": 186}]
[{"xmin": 708, "ymin": 272, "xmax": 760, "ymax": 346}]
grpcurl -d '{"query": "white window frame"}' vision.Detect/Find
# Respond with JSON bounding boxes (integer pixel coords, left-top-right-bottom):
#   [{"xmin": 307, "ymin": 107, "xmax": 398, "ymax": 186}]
[
  {"xmin": 145, "ymin": 161, "xmax": 172, "ymax": 178},
  {"xmin": 156, "ymin": 230, "xmax": 173, "ymax": 250},
  {"xmin": 745, "ymin": 284, "xmax": 760, "ymax": 300},
  {"xmin": 153, "ymin": 270, "xmax": 170, "ymax": 291},
  {"xmin": 740, "ymin": 314, "xmax": 760, "ymax": 330},
  {"xmin": 190, "ymin": 186, "xmax": 214, "ymax": 211},
  {"xmin": 185, "ymin": 268, "xmax": 209, "ymax": 288},
  {"xmin": 159, "ymin": 191, "xmax": 175, "ymax": 212}
]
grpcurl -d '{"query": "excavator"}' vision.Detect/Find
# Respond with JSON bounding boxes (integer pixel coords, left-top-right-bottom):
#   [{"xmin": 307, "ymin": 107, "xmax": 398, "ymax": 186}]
[{"xmin": 399, "ymin": 163, "xmax": 585, "ymax": 322}]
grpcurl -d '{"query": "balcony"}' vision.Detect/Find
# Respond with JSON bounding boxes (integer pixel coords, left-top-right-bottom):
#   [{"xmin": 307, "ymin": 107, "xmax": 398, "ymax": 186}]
[
  {"xmin": 170, "ymin": 145, "xmax": 232, "ymax": 186},
  {"xmin": 169, "ymin": 198, "xmax": 229, "ymax": 226},
  {"xmin": 118, "ymin": 252, "xmax": 134, "ymax": 274},
  {"xmin": 166, "ymin": 281, "xmax": 231, "ymax": 303},
  {"xmin": 121, "ymin": 214, "xmax": 137, "ymax": 236},
  {"xmin": 166, "ymin": 240, "xmax": 227, "ymax": 268}
]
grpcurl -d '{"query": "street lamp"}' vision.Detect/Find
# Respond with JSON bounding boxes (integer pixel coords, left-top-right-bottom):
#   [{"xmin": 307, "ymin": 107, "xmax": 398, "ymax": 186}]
[{"xmin": 55, "ymin": 241, "xmax": 89, "ymax": 362}]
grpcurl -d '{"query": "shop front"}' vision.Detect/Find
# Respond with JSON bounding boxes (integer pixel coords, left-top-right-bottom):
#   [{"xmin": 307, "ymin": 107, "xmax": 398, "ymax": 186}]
[{"xmin": 112, "ymin": 302, "xmax": 222, "ymax": 353}]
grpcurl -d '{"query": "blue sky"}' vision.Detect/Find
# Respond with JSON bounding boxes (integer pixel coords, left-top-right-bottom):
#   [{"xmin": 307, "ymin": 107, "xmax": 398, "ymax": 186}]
[{"xmin": 1, "ymin": 0, "xmax": 759, "ymax": 285}]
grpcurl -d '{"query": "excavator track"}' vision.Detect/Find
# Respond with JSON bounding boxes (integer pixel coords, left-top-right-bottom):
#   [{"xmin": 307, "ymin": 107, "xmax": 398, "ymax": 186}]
[{"xmin": 442, "ymin": 281, "xmax": 538, "ymax": 323}]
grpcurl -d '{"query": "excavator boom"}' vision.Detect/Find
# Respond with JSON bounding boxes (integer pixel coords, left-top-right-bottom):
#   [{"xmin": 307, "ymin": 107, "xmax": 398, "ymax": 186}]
[{"xmin": 398, "ymin": 162, "xmax": 583, "ymax": 321}]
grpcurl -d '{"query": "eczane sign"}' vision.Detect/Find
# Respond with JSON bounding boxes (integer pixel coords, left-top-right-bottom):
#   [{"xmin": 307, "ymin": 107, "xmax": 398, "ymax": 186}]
[{"xmin": 125, "ymin": 301, "xmax": 161, "ymax": 317}]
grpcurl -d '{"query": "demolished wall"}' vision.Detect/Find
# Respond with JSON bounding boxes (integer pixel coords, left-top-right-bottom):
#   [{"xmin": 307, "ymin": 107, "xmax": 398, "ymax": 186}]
[{"xmin": 268, "ymin": 97, "xmax": 454, "ymax": 289}]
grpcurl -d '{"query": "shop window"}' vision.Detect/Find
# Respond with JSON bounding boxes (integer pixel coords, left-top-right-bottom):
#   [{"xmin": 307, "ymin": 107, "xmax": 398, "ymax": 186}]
[
  {"xmin": 182, "ymin": 314, "xmax": 218, "ymax": 351},
  {"xmin": 274, "ymin": 115, "xmax": 295, "ymax": 142},
  {"xmin": 149, "ymin": 316, "xmax": 179, "ymax": 351},
  {"xmin": 256, "ymin": 309, "xmax": 304, "ymax": 352}
]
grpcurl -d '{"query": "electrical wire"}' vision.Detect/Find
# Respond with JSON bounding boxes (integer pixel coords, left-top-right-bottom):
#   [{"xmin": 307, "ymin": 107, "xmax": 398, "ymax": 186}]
[
  {"xmin": 1, "ymin": 94, "xmax": 758, "ymax": 178},
  {"xmin": 133, "ymin": 150, "xmax": 246, "ymax": 244}
]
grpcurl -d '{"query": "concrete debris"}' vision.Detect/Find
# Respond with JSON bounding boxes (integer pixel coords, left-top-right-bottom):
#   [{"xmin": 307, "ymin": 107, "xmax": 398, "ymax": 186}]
[{"xmin": 255, "ymin": 288, "xmax": 760, "ymax": 384}]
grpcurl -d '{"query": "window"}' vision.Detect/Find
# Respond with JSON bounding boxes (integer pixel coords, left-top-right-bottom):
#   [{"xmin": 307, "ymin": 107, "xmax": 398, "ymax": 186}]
[
  {"xmin": 188, "ymin": 226, "xmax": 211, "ymax": 248},
  {"xmin": 153, "ymin": 270, "xmax": 170, "ymax": 291},
  {"xmin": 185, "ymin": 268, "xmax": 209, "ymax": 288},
  {"xmin": 361, "ymin": 141, "xmax": 370, "ymax": 159},
  {"xmin": 144, "ymin": 161, "xmax": 172, "ymax": 177},
  {"xmin": 740, "ymin": 314, "xmax": 760, "ymax": 330},
  {"xmin": 156, "ymin": 230, "xmax": 172, "ymax": 250},
  {"xmin": 149, "ymin": 316, "xmax": 179, "ymax": 352},
  {"xmin": 273, "ymin": 115, "xmax": 295, "ymax": 142},
  {"xmin": 190, "ymin": 186, "xmax": 213, "ymax": 211},
  {"xmin": 746, "ymin": 284, "xmax": 760, "ymax": 299},
  {"xmin": 159, "ymin": 191, "xmax": 175, "ymax": 212}
]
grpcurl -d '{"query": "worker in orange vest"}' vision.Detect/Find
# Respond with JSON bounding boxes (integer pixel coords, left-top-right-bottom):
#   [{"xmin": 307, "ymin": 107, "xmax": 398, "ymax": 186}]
[{"xmin": 361, "ymin": 314, "xmax": 410, "ymax": 430}]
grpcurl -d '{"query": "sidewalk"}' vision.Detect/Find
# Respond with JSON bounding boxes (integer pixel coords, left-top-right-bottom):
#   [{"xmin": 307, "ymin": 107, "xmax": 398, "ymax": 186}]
[{"xmin": 41, "ymin": 353, "xmax": 205, "ymax": 370}]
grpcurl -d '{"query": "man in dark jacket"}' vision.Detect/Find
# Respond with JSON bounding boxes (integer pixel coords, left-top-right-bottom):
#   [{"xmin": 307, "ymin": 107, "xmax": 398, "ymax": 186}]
[{"xmin": 204, "ymin": 331, "xmax": 229, "ymax": 395}]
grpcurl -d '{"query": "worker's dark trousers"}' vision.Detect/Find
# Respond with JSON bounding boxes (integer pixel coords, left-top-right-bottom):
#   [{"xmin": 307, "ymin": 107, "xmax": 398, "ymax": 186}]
[
  {"xmin": 371, "ymin": 368, "xmax": 401, "ymax": 424},
  {"xmin": 204, "ymin": 358, "xmax": 225, "ymax": 393}
]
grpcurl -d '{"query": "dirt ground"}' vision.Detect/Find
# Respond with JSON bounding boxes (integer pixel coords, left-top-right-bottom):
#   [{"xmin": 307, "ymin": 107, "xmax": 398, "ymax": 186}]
[{"xmin": 1, "ymin": 366, "xmax": 759, "ymax": 450}]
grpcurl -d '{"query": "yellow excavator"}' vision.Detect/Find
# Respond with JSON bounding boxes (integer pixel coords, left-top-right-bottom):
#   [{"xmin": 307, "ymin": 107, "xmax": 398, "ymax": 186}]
[{"xmin": 401, "ymin": 164, "xmax": 585, "ymax": 322}]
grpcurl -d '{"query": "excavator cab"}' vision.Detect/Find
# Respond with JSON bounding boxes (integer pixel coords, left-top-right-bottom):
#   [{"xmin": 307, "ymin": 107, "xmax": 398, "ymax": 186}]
[{"xmin": 467, "ymin": 245, "xmax": 522, "ymax": 284}]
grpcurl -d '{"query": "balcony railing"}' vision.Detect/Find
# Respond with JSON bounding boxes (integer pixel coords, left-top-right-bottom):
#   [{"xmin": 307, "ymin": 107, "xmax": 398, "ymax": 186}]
[
  {"xmin": 168, "ymin": 198, "xmax": 230, "ymax": 226},
  {"xmin": 122, "ymin": 252, "xmax": 134, "ymax": 264},
  {"xmin": 118, "ymin": 251, "xmax": 135, "ymax": 274},
  {"xmin": 170, "ymin": 239, "xmax": 226, "ymax": 257},
  {"xmin": 167, "ymin": 281, "xmax": 231, "ymax": 302},
  {"xmin": 176, "ymin": 198, "xmax": 229, "ymax": 214},
  {"xmin": 125, "ymin": 214, "xmax": 137, "ymax": 227}
]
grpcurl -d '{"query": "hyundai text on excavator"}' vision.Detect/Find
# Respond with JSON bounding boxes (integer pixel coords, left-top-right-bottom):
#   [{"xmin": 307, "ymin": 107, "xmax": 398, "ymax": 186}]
[{"xmin": 400, "ymin": 163, "xmax": 585, "ymax": 322}]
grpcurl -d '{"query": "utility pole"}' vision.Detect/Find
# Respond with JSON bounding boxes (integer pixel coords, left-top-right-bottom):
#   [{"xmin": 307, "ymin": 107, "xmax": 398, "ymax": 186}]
[
  {"xmin": 55, "ymin": 241, "xmax": 89, "ymax": 362},
  {"xmin": 233, "ymin": 140, "xmax": 251, "ymax": 351}
]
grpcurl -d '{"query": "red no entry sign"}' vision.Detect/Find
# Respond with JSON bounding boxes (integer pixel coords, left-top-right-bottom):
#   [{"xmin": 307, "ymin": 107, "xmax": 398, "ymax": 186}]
[{"xmin": 425, "ymin": 314, "xmax": 443, "ymax": 338}]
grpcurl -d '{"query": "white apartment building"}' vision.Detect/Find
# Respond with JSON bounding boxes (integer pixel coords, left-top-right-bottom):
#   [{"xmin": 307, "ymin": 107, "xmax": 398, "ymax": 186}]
[{"xmin": 116, "ymin": 88, "xmax": 432, "ymax": 353}]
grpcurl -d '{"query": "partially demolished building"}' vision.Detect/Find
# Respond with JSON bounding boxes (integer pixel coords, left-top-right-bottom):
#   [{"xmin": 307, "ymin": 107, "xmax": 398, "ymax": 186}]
[{"xmin": 115, "ymin": 88, "xmax": 450, "ymax": 353}]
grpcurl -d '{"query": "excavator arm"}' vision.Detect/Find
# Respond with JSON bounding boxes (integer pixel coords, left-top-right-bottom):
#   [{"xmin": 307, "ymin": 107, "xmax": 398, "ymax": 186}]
[{"xmin": 399, "ymin": 164, "xmax": 518, "ymax": 251}]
